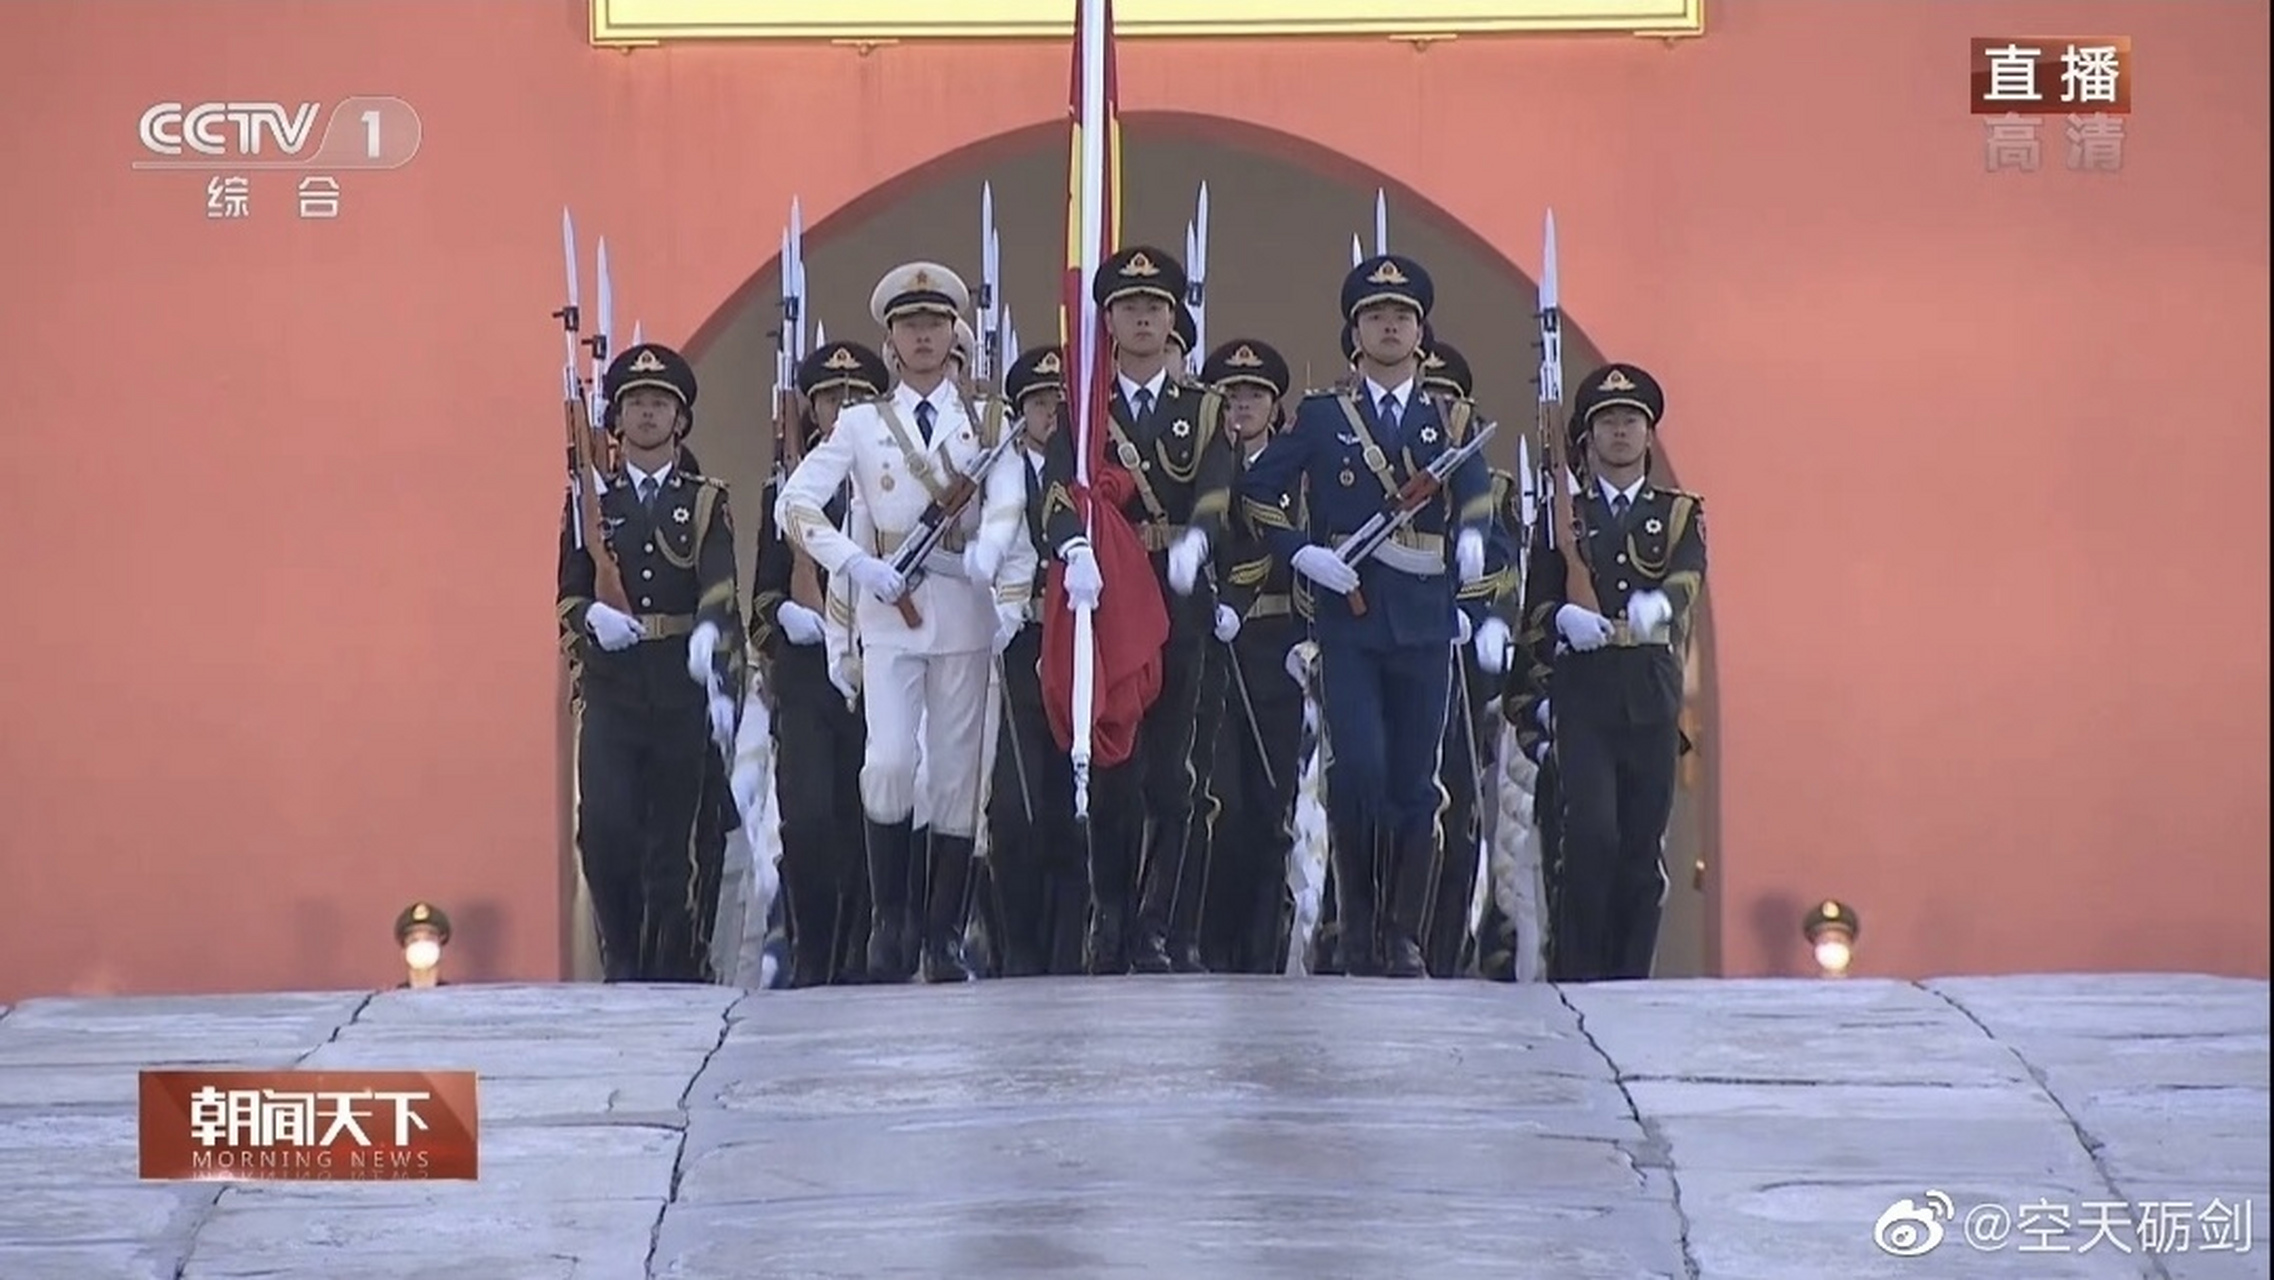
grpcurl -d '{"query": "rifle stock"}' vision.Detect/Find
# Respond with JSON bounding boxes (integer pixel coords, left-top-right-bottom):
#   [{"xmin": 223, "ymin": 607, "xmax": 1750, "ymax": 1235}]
[
  {"xmin": 567, "ymin": 393, "xmax": 632, "ymax": 613},
  {"xmin": 1540, "ymin": 398, "xmax": 1601, "ymax": 614}
]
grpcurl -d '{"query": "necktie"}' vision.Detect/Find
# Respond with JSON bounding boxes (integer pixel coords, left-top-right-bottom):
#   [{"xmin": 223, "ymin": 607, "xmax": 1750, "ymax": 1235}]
[
  {"xmin": 1378, "ymin": 393, "xmax": 1401, "ymax": 433},
  {"xmin": 916, "ymin": 400, "xmax": 936, "ymax": 445},
  {"xmin": 1610, "ymin": 492, "xmax": 1631, "ymax": 522},
  {"xmin": 638, "ymin": 477, "xmax": 659, "ymax": 509},
  {"xmin": 1133, "ymin": 388, "xmax": 1155, "ymax": 419}
]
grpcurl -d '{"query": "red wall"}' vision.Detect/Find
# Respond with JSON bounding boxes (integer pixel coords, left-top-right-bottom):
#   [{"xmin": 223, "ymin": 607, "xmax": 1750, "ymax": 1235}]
[{"xmin": 1, "ymin": 0, "xmax": 2263, "ymax": 999}]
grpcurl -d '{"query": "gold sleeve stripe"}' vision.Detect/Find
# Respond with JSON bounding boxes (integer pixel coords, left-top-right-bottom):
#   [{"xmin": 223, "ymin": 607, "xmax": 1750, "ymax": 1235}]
[
  {"xmin": 1459, "ymin": 493, "xmax": 1497, "ymax": 522},
  {"xmin": 1228, "ymin": 557, "xmax": 1270, "ymax": 588},
  {"xmin": 1244, "ymin": 497, "xmax": 1293, "ymax": 530},
  {"xmin": 1191, "ymin": 489, "xmax": 1231, "ymax": 519},
  {"xmin": 826, "ymin": 592, "xmax": 854, "ymax": 625},
  {"xmin": 699, "ymin": 581, "xmax": 737, "ymax": 611},
  {"xmin": 557, "ymin": 596, "xmax": 592, "ymax": 655},
  {"xmin": 996, "ymin": 581, "xmax": 1033, "ymax": 605}
]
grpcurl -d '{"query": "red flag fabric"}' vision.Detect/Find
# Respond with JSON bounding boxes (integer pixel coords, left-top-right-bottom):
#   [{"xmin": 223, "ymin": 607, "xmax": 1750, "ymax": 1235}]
[{"xmin": 1041, "ymin": 467, "xmax": 1165, "ymax": 762}]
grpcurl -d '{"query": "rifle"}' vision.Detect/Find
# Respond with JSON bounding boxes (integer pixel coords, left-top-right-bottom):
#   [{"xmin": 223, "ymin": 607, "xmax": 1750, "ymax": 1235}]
[
  {"xmin": 883, "ymin": 418, "xmax": 1029, "ymax": 627},
  {"xmin": 556, "ymin": 208, "xmax": 630, "ymax": 614},
  {"xmin": 1537, "ymin": 210, "xmax": 1600, "ymax": 614},
  {"xmin": 774, "ymin": 202, "xmax": 823, "ymax": 614},
  {"xmin": 1328, "ymin": 416, "xmax": 1499, "ymax": 617}
]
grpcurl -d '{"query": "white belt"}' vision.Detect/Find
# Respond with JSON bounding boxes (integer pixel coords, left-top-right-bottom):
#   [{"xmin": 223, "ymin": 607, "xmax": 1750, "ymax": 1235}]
[{"xmin": 1368, "ymin": 539, "xmax": 1445, "ymax": 578}]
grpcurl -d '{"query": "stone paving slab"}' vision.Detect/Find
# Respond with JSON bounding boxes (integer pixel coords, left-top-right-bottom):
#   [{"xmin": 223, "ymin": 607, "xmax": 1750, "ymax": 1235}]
[{"xmin": 0, "ymin": 975, "xmax": 2263, "ymax": 1279}]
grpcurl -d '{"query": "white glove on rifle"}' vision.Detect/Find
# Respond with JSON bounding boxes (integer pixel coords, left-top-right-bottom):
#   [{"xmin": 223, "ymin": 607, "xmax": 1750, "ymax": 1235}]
[
  {"xmin": 686, "ymin": 621, "xmax": 721, "ymax": 686},
  {"xmin": 1213, "ymin": 603, "xmax": 1241, "ymax": 643},
  {"xmin": 1291, "ymin": 544, "xmax": 1359, "ymax": 595},
  {"xmin": 963, "ymin": 539, "xmax": 1004, "ymax": 585},
  {"xmin": 1166, "ymin": 529, "xmax": 1208, "ymax": 596},
  {"xmin": 1062, "ymin": 541, "xmax": 1103, "ymax": 610},
  {"xmin": 992, "ymin": 603, "xmax": 1022, "ymax": 654},
  {"xmin": 1625, "ymin": 589, "xmax": 1674, "ymax": 639},
  {"xmin": 846, "ymin": 554, "xmax": 905, "ymax": 603},
  {"xmin": 1453, "ymin": 611, "xmax": 1474, "ymax": 646},
  {"xmin": 585, "ymin": 602, "xmax": 644, "ymax": 652},
  {"xmin": 1475, "ymin": 617, "xmax": 1512, "ymax": 674},
  {"xmin": 1456, "ymin": 529, "xmax": 1486, "ymax": 585},
  {"xmin": 1556, "ymin": 603, "xmax": 1616, "ymax": 652},
  {"xmin": 777, "ymin": 601, "xmax": 825, "ymax": 647}
]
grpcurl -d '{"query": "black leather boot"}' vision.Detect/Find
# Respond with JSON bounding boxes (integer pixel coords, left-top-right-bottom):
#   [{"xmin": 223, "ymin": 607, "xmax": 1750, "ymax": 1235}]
[
  {"xmin": 1383, "ymin": 828, "xmax": 1435, "ymax": 978},
  {"xmin": 1085, "ymin": 815, "xmax": 1135, "ymax": 976},
  {"xmin": 920, "ymin": 833, "xmax": 976, "ymax": 983},
  {"xmin": 1129, "ymin": 821, "xmax": 1180, "ymax": 974},
  {"xmin": 1329, "ymin": 823, "xmax": 1381, "ymax": 976},
  {"xmin": 862, "ymin": 818, "xmax": 916, "ymax": 983}
]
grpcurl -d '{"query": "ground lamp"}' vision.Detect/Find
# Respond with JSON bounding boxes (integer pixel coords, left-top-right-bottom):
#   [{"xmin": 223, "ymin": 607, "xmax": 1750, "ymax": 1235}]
[
  {"xmin": 1803, "ymin": 899, "xmax": 1857, "ymax": 978},
  {"xmin": 394, "ymin": 902, "xmax": 451, "ymax": 989}
]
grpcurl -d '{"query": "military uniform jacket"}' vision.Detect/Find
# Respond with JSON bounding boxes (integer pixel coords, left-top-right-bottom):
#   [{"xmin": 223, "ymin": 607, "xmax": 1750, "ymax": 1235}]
[
  {"xmin": 776, "ymin": 381, "xmax": 1030, "ymax": 656},
  {"xmin": 1459, "ymin": 467, "xmax": 1523, "ymax": 631},
  {"xmin": 1015, "ymin": 443, "xmax": 1054, "ymax": 621},
  {"xmin": 1039, "ymin": 375, "xmax": 1233, "ymax": 561},
  {"xmin": 1236, "ymin": 385, "xmax": 1494, "ymax": 649},
  {"xmin": 557, "ymin": 465, "xmax": 739, "ymax": 706},
  {"xmin": 748, "ymin": 473, "xmax": 849, "ymax": 667},
  {"xmin": 1512, "ymin": 477, "xmax": 1706, "ymax": 746}
]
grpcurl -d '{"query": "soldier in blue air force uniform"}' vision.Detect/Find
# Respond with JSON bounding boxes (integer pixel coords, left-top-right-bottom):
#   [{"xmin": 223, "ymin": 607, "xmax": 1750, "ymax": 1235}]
[{"xmin": 1236, "ymin": 254, "xmax": 1495, "ymax": 977}]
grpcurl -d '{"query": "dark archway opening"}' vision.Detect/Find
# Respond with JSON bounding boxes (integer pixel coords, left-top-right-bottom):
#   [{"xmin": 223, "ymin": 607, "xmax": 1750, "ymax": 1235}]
[{"xmin": 565, "ymin": 114, "xmax": 1723, "ymax": 980}]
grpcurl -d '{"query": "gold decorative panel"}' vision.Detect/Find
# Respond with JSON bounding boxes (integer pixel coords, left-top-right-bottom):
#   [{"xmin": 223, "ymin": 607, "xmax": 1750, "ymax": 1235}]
[{"xmin": 590, "ymin": 0, "xmax": 1704, "ymax": 43}]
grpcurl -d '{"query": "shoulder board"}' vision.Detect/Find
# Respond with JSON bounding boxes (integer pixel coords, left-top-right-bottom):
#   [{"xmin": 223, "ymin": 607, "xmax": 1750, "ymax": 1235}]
[
  {"xmin": 697, "ymin": 474, "xmax": 729, "ymax": 491},
  {"xmin": 1301, "ymin": 387, "xmax": 1345, "ymax": 402},
  {"xmin": 1658, "ymin": 486, "xmax": 1700, "ymax": 501}
]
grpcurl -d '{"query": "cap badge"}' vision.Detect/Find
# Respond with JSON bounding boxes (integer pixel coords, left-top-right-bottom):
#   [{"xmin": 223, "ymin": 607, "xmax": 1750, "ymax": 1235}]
[
  {"xmin": 629, "ymin": 349, "xmax": 667, "ymax": 373},
  {"xmin": 1366, "ymin": 260, "xmax": 1409, "ymax": 285},
  {"xmin": 1599, "ymin": 369, "xmax": 1637, "ymax": 392},
  {"xmin": 1036, "ymin": 352, "xmax": 1062, "ymax": 375},
  {"xmin": 1123, "ymin": 252, "xmax": 1160, "ymax": 277},
  {"xmin": 1229, "ymin": 344, "xmax": 1262, "ymax": 367},
  {"xmin": 824, "ymin": 347, "xmax": 860, "ymax": 370}
]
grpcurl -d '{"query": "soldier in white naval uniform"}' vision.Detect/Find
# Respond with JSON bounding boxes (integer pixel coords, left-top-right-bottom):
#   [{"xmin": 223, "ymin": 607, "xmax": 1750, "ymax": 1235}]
[{"xmin": 776, "ymin": 261, "xmax": 1032, "ymax": 983}]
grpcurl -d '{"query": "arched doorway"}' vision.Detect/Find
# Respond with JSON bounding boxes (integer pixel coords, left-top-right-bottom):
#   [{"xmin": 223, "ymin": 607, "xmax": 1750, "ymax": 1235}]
[{"xmin": 564, "ymin": 115, "xmax": 1723, "ymax": 980}]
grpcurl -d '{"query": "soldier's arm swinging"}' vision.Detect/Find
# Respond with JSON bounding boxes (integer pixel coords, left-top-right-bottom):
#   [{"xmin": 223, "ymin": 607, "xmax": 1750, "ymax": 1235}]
[
  {"xmin": 1038, "ymin": 420, "xmax": 1087, "ymax": 556},
  {"xmin": 982, "ymin": 445, "xmax": 1036, "ymax": 612},
  {"xmin": 1188, "ymin": 394, "xmax": 1236, "ymax": 548},
  {"xmin": 1234, "ymin": 408, "xmax": 1317, "ymax": 565},
  {"xmin": 693, "ymin": 482, "xmax": 740, "ymax": 685},
  {"xmin": 748, "ymin": 477, "xmax": 793, "ymax": 655},
  {"xmin": 1658, "ymin": 494, "xmax": 1709, "ymax": 638},
  {"xmin": 776, "ymin": 422, "xmax": 865, "ymax": 575}
]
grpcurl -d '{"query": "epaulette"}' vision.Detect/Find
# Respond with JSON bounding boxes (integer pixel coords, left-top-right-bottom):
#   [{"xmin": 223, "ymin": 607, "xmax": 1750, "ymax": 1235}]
[
  {"xmin": 1301, "ymin": 387, "xmax": 1346, "ymax": 401},
  {"xmin": 1657, "ymin": 486, "xmax": 1701, "ymax": 501},
  {"xmin": 697, "ymin": 474, "xmax": 729, "ymax": 491}
]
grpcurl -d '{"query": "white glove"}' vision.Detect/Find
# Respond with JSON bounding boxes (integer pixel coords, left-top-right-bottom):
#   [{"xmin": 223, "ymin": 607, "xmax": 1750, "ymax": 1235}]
[
  {"xmin": 993, "ymin": 603, "xmax": 1022, "ymax": 654},
  {"xmin": 1166, "ymin": 529, "xmax": 1208, "ymax": 596},
  {"xmin": 777, "ymin": 601, "xmax": 825, "ymax": 647},
  {"xmin": 585, "ymin": 602, "xmax": 644, "ymax": 652},
  {"xmin": 707, "ymin": 694, "xmax": 736, "ymax": 747},
  {"xmin": 1456, "ymin": 529, "xmax": 1486, "ymax": 585},
  {"xmin": 686, "ymin": 621, "xmax": 720, "ymax": 685},
  {"xmin": 1536, "ymin": 697, "xmax": 1553, "ymax": 729},
  {"xmin": 828, "ymin": 663, "xmax": 858, "ymax": 706},
  {"xmin": 1474, "ymin": 617, "xmax": 1511, "ymax": 674},
  {"xmin": 1063, "ymin": 543, "xmax": 1103, "ymax": 610},
  {"xmin": 1626, "ymin": 589, "xmax": 1674, "ymax": 639},
  {"xmin": 1556, "ymin": 603, "xmax": 1616, "ymax": 652},
  {"xmin": 846, "ymin": 554, "xmax": 905, "ymax": 603},
  {"xmin": 1453, "ymin": 611, "xmax": 1474, "ymax": 646},
  {"xmin": 1292, "ymin": 544, "xmax": 1359, "ymax": 595},
  {"xmin": 963, "ymin": 538, "xmax": 1004, "ymax": 585},
  {"xmin": 1213, "ymin": 603, "xmax": 1241, "ymax": 643},
  {"xmin": 1284, "ymin": 641, "xmax": 1318, "ymax": 685}
]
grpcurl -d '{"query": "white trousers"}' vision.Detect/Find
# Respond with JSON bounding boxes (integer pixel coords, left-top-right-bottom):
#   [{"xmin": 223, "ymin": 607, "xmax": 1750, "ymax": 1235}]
[{"xmin": 861, "ymin": 645, "xmax": 992, "ymax": 837}]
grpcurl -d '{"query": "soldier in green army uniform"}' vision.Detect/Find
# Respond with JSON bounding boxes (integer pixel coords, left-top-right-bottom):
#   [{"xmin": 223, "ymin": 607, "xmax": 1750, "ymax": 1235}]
[
  {"xmin": 1416, "ymin": 340, "xmax": 1519, "ymax": 977},
  {"xmin": 557, "ymin": 343, "xmax": 742, "ymax": 983},
  {"xmin": 1509, "ymin": 362, "xmax": 1706, "ymax": 982},
  {"xmin": 1039, "ymin": 245, "xmax": 1235, "ymax": 974},
  {"xmin": 1195, "ymin": 337, "xmax": 1307, "ymax": 973},
  {"xmin": 749, "ymin": 339, "xmax": 891, "ymax": 986}
]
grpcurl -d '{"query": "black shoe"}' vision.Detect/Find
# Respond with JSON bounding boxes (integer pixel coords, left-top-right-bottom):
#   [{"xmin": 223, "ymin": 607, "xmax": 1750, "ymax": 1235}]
[
  {"xmin": 920, "ymin": 833, "xmax": 976, "ymax": 984},
  {"xmin": 1384, "ymin": 933, "xmax": 1427, "ymax": 978},
  {"xmin": 1169, "ymin": 936, "xmax": 1208, "ymax": 974},
  {"xmin": 1129, "ymin": 928, "xmax": 1174, "ymax": 975},
  {"xmin": 862, "ymin": 818, "xmax": 917, "ymax": 983}
]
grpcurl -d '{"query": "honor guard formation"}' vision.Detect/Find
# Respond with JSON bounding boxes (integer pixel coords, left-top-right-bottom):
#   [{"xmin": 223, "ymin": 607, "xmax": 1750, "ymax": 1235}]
[{"xmin": 555, "ymin": 210, "xmax": 1709, "ymax": 988}]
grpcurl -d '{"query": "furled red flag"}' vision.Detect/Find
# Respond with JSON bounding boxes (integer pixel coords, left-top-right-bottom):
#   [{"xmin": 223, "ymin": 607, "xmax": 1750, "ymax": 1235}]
[{"xmin": 1041, "ymin": 0, "xmax": 1166, "ymax": 778}]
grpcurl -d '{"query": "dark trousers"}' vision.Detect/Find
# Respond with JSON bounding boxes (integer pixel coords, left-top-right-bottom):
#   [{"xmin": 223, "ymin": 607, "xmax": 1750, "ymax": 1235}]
[
  {"xmin": 1203, "ymin": 629, "xmax": 1304, "ymax": 973},
  {"xmin": 1552, "ymin": 713, "xmax": 1679, "ymax": 981},
  {"xmin": 1427, "ymin": 649, "xmax": 1495, "ymax": 977},
  {"xmin": 1133, "ymin": 609, "xmax": 1225, "ymax": 954},
  {"xmin": 1316, "ymin": 636, "xmax": 1452, "ymax": 971},
  {"xmin": 772, "ymin": 649, "xmax": 868, "ymax": 986},
  {"xmin": 987, "ymin": 625, "xmax": 1089, "ymax": 976},
  {"xmin": 577, "ymin": 693, "xmax": 712, "ymax": 982}
]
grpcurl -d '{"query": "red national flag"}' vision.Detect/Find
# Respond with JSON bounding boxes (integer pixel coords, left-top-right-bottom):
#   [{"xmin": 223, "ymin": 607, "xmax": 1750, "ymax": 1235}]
[{"xmin": 1040, "ymin": 0, "xmax": 1165, "ymax": 767}]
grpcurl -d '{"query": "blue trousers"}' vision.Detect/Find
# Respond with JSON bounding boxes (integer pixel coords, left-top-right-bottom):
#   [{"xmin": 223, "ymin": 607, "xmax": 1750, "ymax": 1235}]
[{"xmin": 1318, "ymin": 637, "xmax": 1453, "ymax": 843}]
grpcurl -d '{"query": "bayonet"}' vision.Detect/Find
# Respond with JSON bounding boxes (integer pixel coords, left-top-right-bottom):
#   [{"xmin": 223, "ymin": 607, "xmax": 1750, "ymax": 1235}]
[{"xmin": 1374, "ymin": 188, "xmax": 1388, "ymax": 256}]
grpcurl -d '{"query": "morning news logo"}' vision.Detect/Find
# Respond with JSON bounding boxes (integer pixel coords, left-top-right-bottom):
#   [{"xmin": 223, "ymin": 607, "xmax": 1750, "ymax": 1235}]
[
  {"xmin": 1969, "ymin": 37, "xmax": 2133, "ymax": 115},
  {"xmin": 138, "ymin": 1069, "xmax": 480, "ymax": 1181}
]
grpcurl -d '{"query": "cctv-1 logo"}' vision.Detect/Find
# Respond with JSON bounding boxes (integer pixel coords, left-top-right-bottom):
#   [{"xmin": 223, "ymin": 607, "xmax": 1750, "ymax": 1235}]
[{"xmin": 135, "ymin": 98, "xmax": 423, "ymax": 170}]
